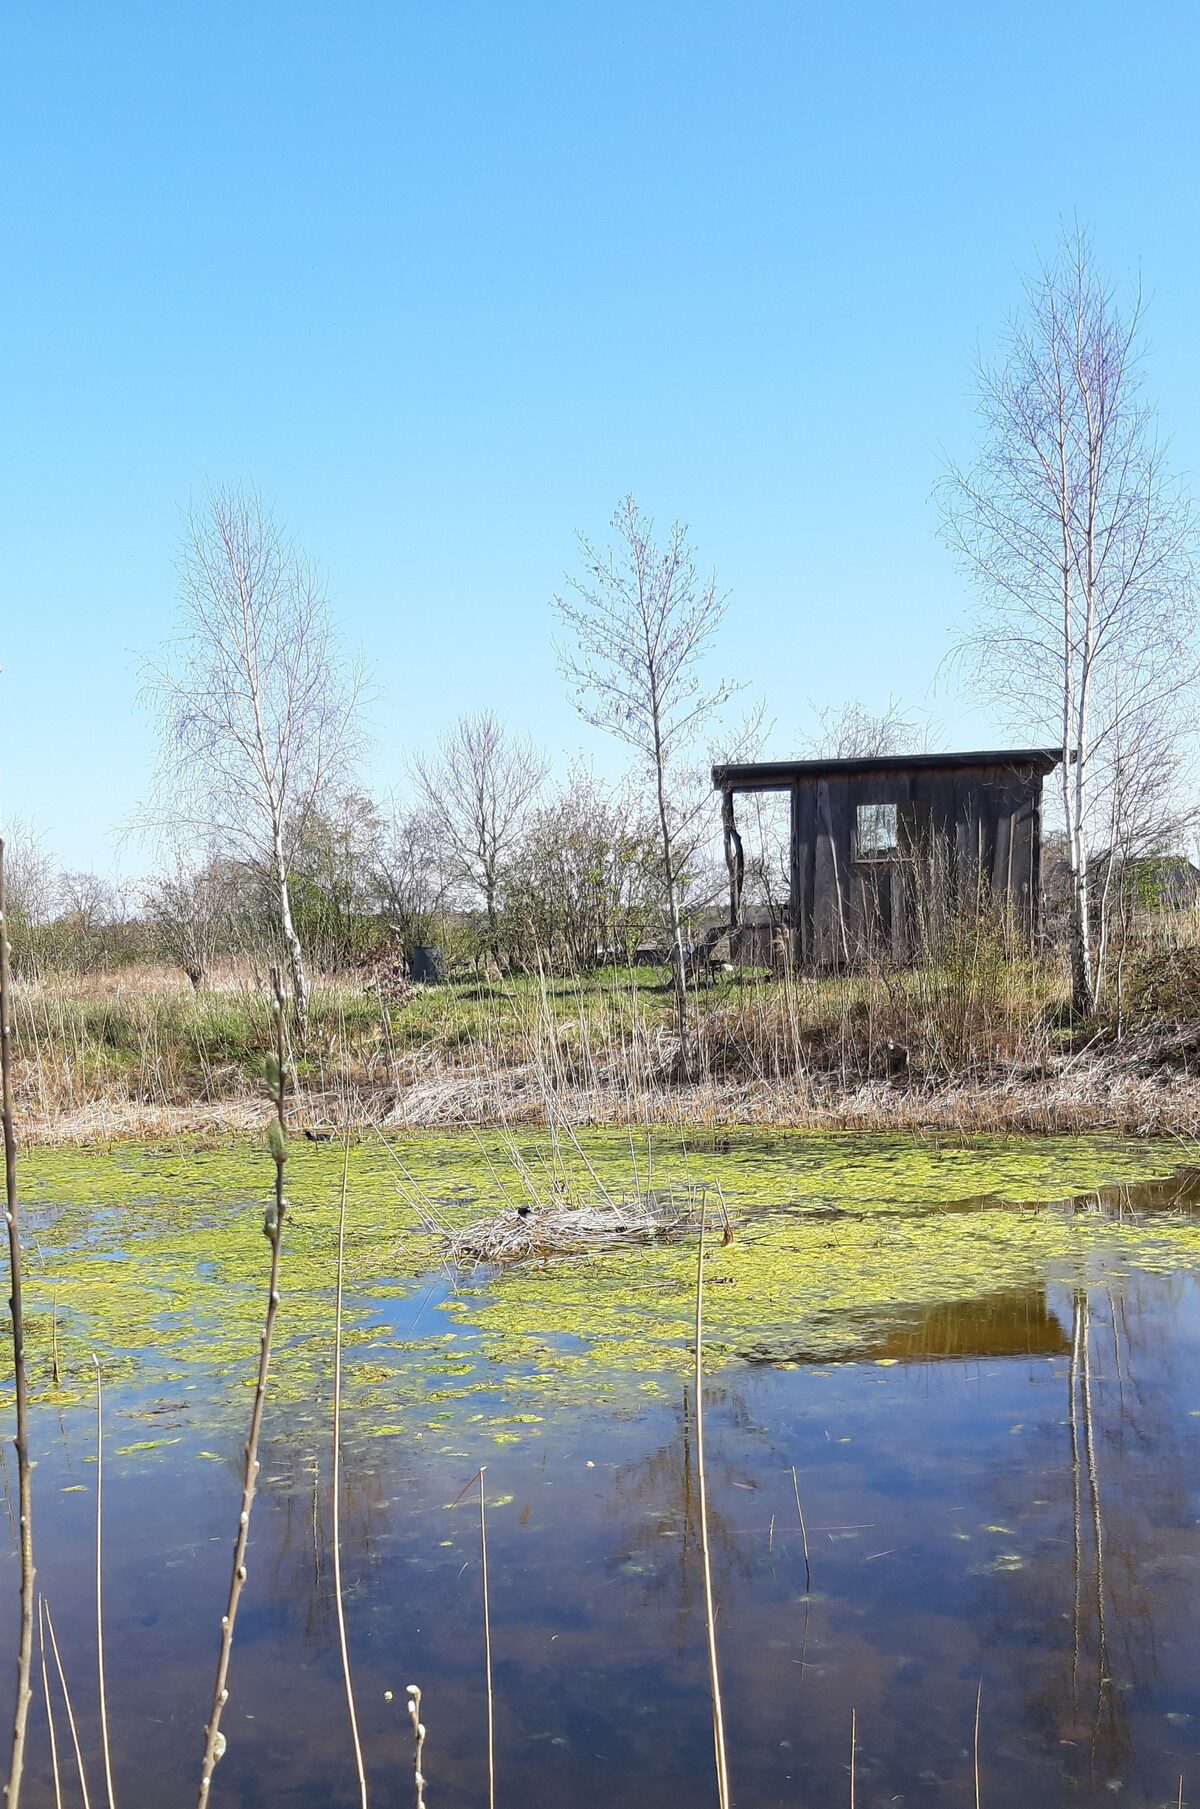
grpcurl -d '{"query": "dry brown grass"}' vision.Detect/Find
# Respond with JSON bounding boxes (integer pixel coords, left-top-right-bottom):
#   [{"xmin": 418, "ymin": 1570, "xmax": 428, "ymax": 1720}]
[{"xmin": 12, "ymin": 925, "xmax": 1200, "ymax": 1145}]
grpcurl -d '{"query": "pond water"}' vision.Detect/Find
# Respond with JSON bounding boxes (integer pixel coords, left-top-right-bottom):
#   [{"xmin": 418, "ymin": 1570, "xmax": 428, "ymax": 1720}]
[{"xmin": 6, "ymin": 1128, "xmax": 1200, "ymax": 1807}]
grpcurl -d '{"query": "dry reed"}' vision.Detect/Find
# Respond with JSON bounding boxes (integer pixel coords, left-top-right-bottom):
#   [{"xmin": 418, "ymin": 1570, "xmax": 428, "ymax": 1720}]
[
  {"xmin": 43, "ymin": 1602, "xmax": 91, "ymax": 1809},
  {"xmin": 790, "ymin": 1465, "xmax": 812, "ymax": 1593},
  {"xmin": 973, "ymin": 1678, "xmax": 982, "ymax": 1809},
  {"xmin": 36, "ymin": 1601, "xmax": 62, "ymax": 1809},
  {"xmin": 452, "ymin": 1185, "xmax": 721, "ymax": 1266},
  {"xmin": 92, "ymin": 1359, "xmax": 116, "ymax": 1809},
  {"xmin": 331, "ymin": 1136, "xmax": 368, "ymax": 1808},
  {"xmin": 480, "ymin": 1468, "xmax": 495, "ymax": 1809},
  {"xmin": 0, "ymin": 836, "xmax": 35, "ymax": 1809},
  {"xmin": 694, "ymin": 1216, "xmax": 731, "ymax": 1809}
]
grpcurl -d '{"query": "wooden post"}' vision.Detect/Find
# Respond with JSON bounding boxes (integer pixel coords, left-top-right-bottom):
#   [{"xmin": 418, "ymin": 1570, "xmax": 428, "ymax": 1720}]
[{"xmin": 721, "ymin": 785, "xmax": 744, "ymax": 932}]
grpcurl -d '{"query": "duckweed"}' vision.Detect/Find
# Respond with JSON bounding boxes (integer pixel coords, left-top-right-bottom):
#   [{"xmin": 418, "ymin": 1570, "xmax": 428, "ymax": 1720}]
[{"xmin": 5, "ymin": 1127, "xmax": 1196, "ymax": 1450}]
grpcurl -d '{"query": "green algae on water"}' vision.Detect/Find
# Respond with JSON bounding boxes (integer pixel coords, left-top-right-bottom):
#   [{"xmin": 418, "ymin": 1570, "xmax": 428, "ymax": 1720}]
[{"xmin": 7, "ymin": 1128, "xmax": 1198, "ymax": 1450}]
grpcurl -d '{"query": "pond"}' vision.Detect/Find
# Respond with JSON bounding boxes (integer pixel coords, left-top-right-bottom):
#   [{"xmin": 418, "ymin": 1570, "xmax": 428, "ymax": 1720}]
[{"xmin": 5, "ymin": 1128, "xmax": 1200, "ymax": 1807}]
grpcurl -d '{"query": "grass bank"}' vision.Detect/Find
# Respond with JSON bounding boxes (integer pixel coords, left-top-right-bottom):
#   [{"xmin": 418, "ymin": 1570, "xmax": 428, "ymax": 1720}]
[{"xmin": 10, "ymin": 949, "xmax": 1200, "ymax": 1144}]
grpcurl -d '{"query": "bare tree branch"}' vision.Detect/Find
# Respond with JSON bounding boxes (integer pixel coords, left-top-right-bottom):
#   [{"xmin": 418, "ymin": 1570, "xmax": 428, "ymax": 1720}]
[
  {"xmin": 140, "ymin": 485, "xmax": 365, "ymax": 1023},
  {"xmin": 938, "ymin": 228, "xmax": 1198, "ymax": 1013},
  {"xmin": 554, "ymin": 496, "xmax": 739, "ymax": 1068}
]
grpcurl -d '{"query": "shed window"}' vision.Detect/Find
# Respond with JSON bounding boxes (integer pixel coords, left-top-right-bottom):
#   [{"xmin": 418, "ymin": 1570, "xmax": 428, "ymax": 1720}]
[{"xmin": 856, "ymin": 802, "xmax": 898, "ymax": 860}]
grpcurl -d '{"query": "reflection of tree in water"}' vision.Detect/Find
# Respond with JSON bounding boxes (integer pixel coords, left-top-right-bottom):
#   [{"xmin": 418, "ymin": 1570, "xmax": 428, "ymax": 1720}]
[
  {"xmin": 604, "ymin": 1382, "xmax": 772, "ymax": 1656},
  {"xmin": 258, "ymin": 1425, "xmax": 398, "ymax": 1657},
  {"xmin": 987, "ymin": 1275, "xmax": 1198, "ymax": 1790},
  {"xmin": 1066, "ymin": 1291, "xmax": 1127, "ymax": 1777}
]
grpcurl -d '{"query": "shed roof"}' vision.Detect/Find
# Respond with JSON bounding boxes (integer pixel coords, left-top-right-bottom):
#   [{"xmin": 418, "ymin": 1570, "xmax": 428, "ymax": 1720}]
[{"xmin": 712, "ymin": 748, "xmax": 1065, "ymax": 791}]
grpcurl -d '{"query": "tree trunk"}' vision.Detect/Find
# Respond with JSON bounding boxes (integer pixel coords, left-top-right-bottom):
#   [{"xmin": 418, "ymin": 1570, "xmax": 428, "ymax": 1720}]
[
  {"xmin": 652, "ymin": 750, "xmax": 691, "ymax": 1076},
  {"xmin": 1069, "ymin": 861, "xmax": 1095, "ymax": 1017},
  {"xmin": 273, "ymin": 824, "xmax": 309, "ymax": 1026},
  {"xmin": 1063, "ymin": 761, "xmax": 1095, "ymax": 1018}
]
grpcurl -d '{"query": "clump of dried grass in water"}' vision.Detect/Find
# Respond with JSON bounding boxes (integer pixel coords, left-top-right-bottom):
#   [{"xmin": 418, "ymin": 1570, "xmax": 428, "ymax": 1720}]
[{"xmin": 453, "ymin": 1184, "xmax": 732, "ymax": 1266}]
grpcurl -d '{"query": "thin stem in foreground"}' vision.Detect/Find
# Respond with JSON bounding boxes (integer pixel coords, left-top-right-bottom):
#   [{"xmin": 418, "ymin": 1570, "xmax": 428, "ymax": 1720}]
[
  {"xmin": 694, "ymin": 1216, "xmax": 731, "ymax": 1809},
  {"xmin": 93, "ymin": 1359, "xmax": 116, "ymax": 1809},
  {"xmin": 0, "ymin": 836, "xmax": 35, "ymax": 1809},
  {"xmin": 480, "ymin": 1467, "xmax": 495, "ymax": 1809},
  {"xmin": 332, "ymin": 1137, "xmax": 368, "ymax": 1807},
  {"xmin": 36, "ymin": 1601, "xmax": 62, "ymax": 1809},
  {"xmin": 43, "ymin": 1601, "xmax": 92, "ymax": 1809},
  {"xmin": 195, "ymin": 969, "xmax": 290, "ymax": 1805},
  {"xmin": 790, "ymin": 1464, "xmax": 812, "ymax": 1593},
  {"xmin": 406, "ymin": 1684, "xmax": 427, "ymax": 1809},
  {"xmin": 973, "ymin": 1678, "xmax": 982, "ymax": 1809}
]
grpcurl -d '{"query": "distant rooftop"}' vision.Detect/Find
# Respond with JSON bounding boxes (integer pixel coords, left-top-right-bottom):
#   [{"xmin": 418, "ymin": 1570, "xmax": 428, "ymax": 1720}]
[{"xmin": 713, "ymin": 748, "xmax": 1065, "ymax": 789}]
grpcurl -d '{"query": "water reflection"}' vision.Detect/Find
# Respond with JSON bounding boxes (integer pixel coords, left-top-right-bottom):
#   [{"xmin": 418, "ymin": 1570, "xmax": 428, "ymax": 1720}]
[
  {"xmin": 746, "ymin": 1287, "xmax": 1073, "ymax": 1364},
  {"xmin": 5, "ymin": 1160, "xmax": 1200, "ymax": 1806}
]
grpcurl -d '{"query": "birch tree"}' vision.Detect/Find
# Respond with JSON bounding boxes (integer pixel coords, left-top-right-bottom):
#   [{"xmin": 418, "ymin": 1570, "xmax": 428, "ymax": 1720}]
[
  {"xmin": 554, "ymin": 495, "xmax": 736, "ymax": 1070},
  {"xmin": 939, "ymin": 230, "xmax": 1197, "ymax": 1014},
  {"xmin": 143, "ymin": 486, "xmax": 363, "ymax": 1024},
  {"xmin": 411, "ymin": 711, "xmax": 547, "ymax": 962}
]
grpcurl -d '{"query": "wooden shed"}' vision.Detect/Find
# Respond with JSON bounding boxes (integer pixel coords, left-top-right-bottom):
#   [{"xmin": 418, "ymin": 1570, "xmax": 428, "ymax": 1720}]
[{"xmin": 711, "ymin": 748, "xmax": 1064, "ymax": 968}]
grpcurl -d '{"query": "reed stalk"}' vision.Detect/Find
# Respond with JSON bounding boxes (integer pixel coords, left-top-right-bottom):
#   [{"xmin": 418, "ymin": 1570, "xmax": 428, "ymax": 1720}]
[
  {"xmin": 195, "ymin": 968, "xmax": 290, "ymax": 1805},
  {"xmin": 480, "ymin": 1467, "xmax": 494, "ymax": 1809},
  {"xmin": 790, "ymin": 1465, "xmax": 812, "ymax": 1592},
  {"xmin": 36, "ymin": 1601, "xmax": 62, "ymax": 1809},
  {"xmin": 973, "ymin": 1678, "xmax": 982, "ymax": 1809},
  {"xmin": 92, "ymin": 1359, "xmax": 116, "ymax": 1809},
  {"xmin": 694, "ymin": 1215, "xmax": 731, "ymax": 1809},
  {"xmin": 43, "ymin": 1601, "xmax": 91, "ymax": 1809},
  {"xmin": 332, "ymin": 1136, "xmax": 368, "ymax": 1808},
  {"xmin": 0, "ymin": 836, "xmax": 35, "ymax": 1809}
]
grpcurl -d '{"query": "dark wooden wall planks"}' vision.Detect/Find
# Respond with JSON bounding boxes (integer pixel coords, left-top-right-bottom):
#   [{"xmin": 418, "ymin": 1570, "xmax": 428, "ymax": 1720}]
[{"xmin": 714, "ymin": 750, "xmax": 1062, "ymax": 970}]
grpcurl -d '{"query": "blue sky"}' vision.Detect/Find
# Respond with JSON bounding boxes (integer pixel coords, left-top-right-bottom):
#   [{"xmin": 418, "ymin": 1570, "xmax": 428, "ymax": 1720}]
[{"xmin": 3, "ymin": 2, "xmax": 1200, "ymax": 870}]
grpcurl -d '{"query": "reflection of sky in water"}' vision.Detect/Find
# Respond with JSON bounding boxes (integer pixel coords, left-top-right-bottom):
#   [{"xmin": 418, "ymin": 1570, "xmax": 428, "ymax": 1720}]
[{"xmin": 5, "ymin": 1140, "xmax": 1200, "ymax": 1806}]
